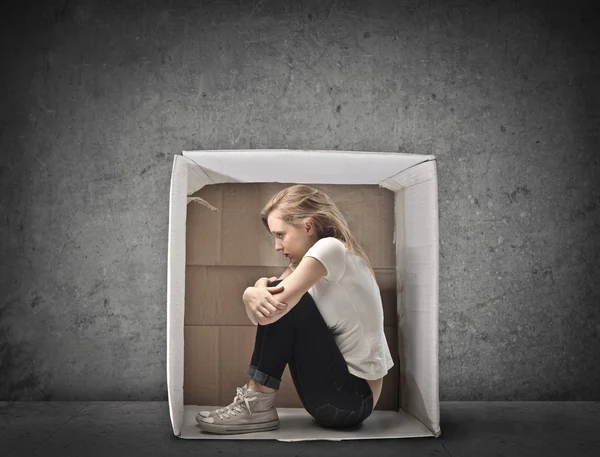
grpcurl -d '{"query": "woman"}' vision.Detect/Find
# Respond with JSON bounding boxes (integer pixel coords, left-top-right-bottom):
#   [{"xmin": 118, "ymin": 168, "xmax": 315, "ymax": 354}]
[{"xmin": 196, "ymin": 185, "xmax": 394, "ymax": 434}]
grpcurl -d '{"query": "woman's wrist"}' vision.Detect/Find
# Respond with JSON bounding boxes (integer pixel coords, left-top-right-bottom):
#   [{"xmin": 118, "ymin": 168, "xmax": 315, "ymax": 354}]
[{"xmin": 254, "ymin": 277, "xmax": 269, "ymax": 288}]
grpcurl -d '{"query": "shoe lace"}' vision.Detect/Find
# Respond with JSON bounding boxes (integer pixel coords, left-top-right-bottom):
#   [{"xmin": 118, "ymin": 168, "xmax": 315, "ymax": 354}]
[{"xmin": 216, "ymin": 387, "xmax": 258, "ymax": 420}]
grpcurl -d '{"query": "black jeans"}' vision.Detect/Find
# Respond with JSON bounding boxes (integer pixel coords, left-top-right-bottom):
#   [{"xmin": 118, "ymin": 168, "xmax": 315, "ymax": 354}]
[{"xmin": 247, "ymin": 279, "xmax": 374, "ymax": 429}]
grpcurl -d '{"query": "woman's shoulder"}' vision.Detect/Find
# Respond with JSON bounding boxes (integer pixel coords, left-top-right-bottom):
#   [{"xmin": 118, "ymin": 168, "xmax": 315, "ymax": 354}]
[
  {"xmin": 316, "ymin": 237, "xmax": 347, "ymax": 249},
  {"xmin": 311, "ymin": 237, "xmax": 348, "ymax": 258}
]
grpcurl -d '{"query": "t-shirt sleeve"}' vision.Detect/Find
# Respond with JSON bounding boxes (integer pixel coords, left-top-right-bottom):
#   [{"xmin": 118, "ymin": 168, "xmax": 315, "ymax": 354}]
[{"xmin": 303, "ymin": 237, "xmax": 347, "ymax": 283}]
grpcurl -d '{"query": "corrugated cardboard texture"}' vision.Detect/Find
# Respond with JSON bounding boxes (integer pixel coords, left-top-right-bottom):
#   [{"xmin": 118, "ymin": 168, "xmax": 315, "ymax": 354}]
[{"xmin": 184, "ymin": 183, "xmax": 399, "ymax": 410}]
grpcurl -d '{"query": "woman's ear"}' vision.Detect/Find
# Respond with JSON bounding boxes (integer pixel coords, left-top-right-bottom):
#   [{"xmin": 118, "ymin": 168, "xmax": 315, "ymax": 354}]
[{"xmin": 305, "ymin": 219, "xmax": 316, "ymax": 235}]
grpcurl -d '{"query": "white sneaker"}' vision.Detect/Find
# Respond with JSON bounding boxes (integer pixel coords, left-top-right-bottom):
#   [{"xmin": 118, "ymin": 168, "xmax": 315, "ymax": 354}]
[
  {"xmin": 196, "ymin": 384, "xmax": 279, "ymax": 435},
  {"xmin": 196, "ymin": 384, "xmax": 249, "ymax": 420}
]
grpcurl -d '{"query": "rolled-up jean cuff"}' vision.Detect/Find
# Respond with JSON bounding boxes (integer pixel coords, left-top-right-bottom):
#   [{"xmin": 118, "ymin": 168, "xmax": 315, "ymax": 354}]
[{"xmin": 247, "ymin": 365, "xmax": 281, "ymax": 390}]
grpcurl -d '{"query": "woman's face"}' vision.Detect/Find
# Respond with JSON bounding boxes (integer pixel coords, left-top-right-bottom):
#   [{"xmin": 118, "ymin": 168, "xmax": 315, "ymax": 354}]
[{"xmin": 267, "ymin": 209, "xmax": 317, "ymax": 266}]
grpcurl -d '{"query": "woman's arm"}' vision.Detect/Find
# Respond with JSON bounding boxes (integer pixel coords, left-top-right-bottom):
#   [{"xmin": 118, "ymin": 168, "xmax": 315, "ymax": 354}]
[
  {"xmin": 259, "ymin": 257, "xmax": 327, "ymax": 326},
  {"xmin": 277, "ymin": 266, "xmax": 294, "ymax": 280}
]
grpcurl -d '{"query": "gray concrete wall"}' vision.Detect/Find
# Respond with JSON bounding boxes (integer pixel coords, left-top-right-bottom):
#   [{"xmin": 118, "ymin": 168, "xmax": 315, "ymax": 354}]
[{"xmin": 1, "ymin": 0, "xmax": 598, "ymax": 401}]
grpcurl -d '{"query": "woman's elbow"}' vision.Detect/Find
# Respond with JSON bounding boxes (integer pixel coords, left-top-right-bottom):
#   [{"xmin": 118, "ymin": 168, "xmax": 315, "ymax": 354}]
[{"xmin": 272, "ymin": 290, "xmax": 302, "ymax": 309}]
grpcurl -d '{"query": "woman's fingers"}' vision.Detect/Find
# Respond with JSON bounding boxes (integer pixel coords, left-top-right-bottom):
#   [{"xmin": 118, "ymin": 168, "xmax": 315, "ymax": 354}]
[
  {"xmin": 272, "ymin": 299, "xmax": 288, "ymax": 310},
  {"xmin": 261, "ymin": 308, "xmax": 275, "ymax": 317},
  {"xmin": 255, "ymin": 309, "xmax": 268, "ymax": 321},
  {"xmin": 266, "ymin": 302, "xmax": 279, "ymax": 314}
]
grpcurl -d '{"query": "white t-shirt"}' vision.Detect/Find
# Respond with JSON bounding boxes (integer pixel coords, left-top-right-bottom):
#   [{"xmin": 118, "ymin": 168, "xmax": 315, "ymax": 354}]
[{"xmin": 290, "ymin": 237, "xmax": 395, "ymax": 380}]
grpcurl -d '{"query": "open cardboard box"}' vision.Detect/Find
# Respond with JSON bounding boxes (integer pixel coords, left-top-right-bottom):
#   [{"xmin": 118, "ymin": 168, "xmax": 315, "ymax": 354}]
[{"xmin": 167, "ymin": 150, "xmax": 440, "ymax": 441}]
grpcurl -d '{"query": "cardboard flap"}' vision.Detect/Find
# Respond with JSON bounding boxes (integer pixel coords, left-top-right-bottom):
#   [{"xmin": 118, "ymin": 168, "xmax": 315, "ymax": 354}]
[
  {"xmin": 394, "ymin": 160, "xmax": 440, "ymax": 436},
  {"xmin": 167, "ymin": 155, "xmax": 189, "ymax": 436},
  {"xmin": 182, "ymin": 149, "xmax": 434, "ymax": 189}
]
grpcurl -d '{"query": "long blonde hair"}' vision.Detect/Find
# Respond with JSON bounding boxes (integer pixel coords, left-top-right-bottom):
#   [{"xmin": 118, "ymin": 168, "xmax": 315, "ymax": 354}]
[{"xmin": 259, "ymin": 185, "xmax": 377, "ymax": 281}]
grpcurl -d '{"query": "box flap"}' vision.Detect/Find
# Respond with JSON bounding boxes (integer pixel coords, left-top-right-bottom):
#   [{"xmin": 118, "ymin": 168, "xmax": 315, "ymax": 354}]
[
  {"xmin": 385, "ymin": 160, "xmax": 440, "ymax": 436},
  {"xmin": 167, "ymin": 155, "xmax": 191, "ymax": 436},
  {"xmin": 182, "ymin": 149, "xmax": 434, "ymax": 192}
]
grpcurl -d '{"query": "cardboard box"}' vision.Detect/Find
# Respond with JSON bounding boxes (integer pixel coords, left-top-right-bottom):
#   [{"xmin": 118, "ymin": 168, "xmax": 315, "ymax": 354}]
[{"xmin": 167, "ymin": 149, "xmax": 440, "ymax": 441}]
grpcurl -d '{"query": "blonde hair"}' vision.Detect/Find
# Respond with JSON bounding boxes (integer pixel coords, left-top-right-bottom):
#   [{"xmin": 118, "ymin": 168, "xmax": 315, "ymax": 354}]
[{"xmin": 259, "ymin": 184, "xmax": 376, "ymax": 281}]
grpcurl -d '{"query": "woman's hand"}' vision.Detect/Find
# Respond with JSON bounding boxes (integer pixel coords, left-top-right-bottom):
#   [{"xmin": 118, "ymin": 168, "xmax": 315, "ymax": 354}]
[
  {"xmin": 254, "ymin": 276, "xmax": 280, "ymax": 288},
  {"xmin": 243, "ymin": 284, "xmax": 287, "ymax": 324}
]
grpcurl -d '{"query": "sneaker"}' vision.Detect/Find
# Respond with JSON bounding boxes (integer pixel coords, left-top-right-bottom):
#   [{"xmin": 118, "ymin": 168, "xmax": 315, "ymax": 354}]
[
  {"xmin": 196, "ymin": 384, "xmax": 250, "ymax": 420},
  {"xmin": 196, "ymin": 384, "xmax": 280, "ymax": 435}
]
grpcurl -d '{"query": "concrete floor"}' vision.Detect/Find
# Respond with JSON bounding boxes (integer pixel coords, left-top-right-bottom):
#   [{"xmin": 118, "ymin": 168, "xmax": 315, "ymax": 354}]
[{"xmin": 1, "ymin": 402, "xmax": 599, "ymax": 456}]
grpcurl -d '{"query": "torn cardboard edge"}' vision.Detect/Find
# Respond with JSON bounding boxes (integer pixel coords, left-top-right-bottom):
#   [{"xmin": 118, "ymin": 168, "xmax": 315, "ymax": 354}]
[
  {"xmin": 187, "ymin": 197, "xmax": 219, "ymax": 211},
  {"xmin": 167, "ymin": 149, "xmax": 440, "ymax": 440}
]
